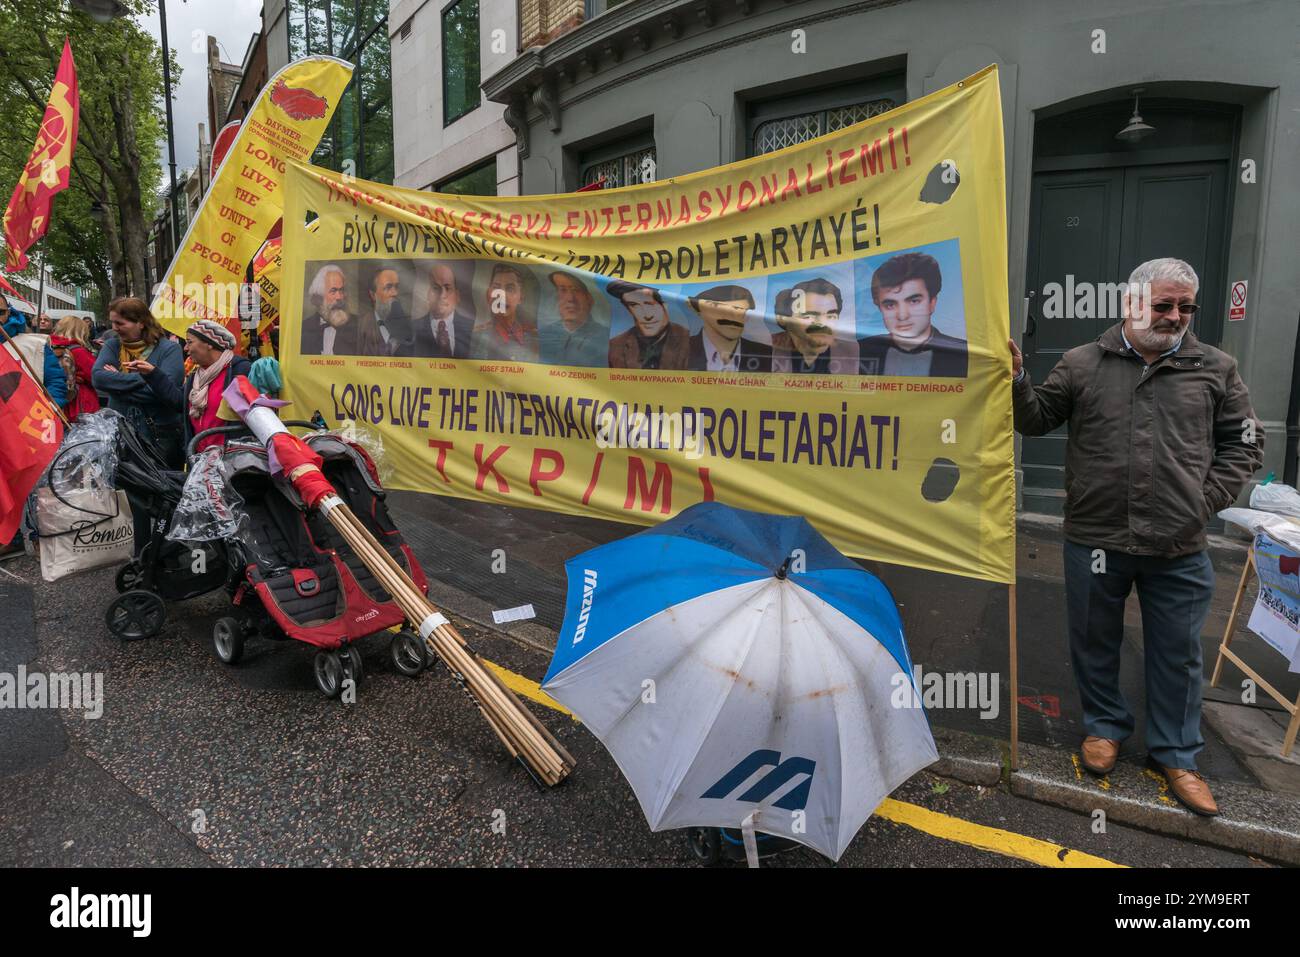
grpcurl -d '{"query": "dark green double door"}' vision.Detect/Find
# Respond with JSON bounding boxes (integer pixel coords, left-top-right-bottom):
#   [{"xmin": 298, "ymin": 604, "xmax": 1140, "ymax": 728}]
[{"xmin": 1020, "ymin": 160, "xmax": 1230, "ymax": 514}]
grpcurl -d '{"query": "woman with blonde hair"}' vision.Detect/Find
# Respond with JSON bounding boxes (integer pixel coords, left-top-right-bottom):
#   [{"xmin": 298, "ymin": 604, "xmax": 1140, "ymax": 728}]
[
  {"xmin": 91, "ymin": 297, "xmax": 185, "ymax": 467},
  {"xmin": 50, "ymin": 315, "xmax": 101, "ymax": 420}
]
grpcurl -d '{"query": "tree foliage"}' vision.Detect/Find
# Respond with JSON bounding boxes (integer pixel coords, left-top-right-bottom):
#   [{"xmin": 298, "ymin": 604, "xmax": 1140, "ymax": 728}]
[{"xmin": 0, "ymin": 0, "xmax": 170, "ymax": 306}]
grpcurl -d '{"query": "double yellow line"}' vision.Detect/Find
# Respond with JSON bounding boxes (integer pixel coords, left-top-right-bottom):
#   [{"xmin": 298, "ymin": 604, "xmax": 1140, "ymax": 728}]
[{"xmin": 481, "ymin": 659, "xmax": 1123, "ymax": 868}]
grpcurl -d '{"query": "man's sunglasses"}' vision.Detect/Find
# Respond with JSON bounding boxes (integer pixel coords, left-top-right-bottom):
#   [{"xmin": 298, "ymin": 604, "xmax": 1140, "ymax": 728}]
[{"xmin": 1151, "ymin": 301, "xmax": 1199, "ymax": 316}]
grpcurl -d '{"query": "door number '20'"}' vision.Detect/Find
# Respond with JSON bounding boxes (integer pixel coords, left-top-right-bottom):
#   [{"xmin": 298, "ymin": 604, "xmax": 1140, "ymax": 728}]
[{"xmin": 1065, "ymin": 216, "xmax": 1080, "ymax": 227}]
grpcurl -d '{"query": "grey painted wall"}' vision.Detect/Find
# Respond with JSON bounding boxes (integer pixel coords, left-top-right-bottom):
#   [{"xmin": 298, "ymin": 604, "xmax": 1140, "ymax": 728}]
[{"xmin": 504, "ymin": 0, "xmax": 1299, "ymax": 488}]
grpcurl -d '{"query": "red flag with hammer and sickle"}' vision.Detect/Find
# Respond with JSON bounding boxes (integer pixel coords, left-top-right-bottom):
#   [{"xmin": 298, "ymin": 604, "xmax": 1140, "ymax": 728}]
[{"xmin": 3, "ymin": 38, "xmax": 79, "ymax": 272}]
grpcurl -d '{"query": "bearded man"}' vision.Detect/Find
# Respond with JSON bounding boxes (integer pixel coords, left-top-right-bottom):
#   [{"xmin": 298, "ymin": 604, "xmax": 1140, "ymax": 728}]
[{"xmin": 1010, "ymin": 257, "xmax": 1264, "ymax": 817}]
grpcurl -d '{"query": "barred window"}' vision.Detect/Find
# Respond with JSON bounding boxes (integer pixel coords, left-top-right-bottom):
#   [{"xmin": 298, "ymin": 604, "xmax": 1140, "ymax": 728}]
[
  {"xmin": 753, "ymin": 98, "xmax": 897, "ymax": 156},
  {"xmin": 581, "ymin": 145, "xmax": 656, "ymax": 189}
]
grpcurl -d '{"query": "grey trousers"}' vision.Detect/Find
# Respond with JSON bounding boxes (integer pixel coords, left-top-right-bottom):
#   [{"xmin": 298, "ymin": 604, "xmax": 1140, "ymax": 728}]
[{"xmin": 1063, "ymin": 541, "xmax": 1215, "ymax": 769}]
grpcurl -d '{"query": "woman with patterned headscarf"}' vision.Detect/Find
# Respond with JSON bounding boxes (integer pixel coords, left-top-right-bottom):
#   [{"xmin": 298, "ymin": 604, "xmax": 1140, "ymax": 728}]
[{"xmin": 139, "ymin": 318, "xmax": 251, "ymax": 456}]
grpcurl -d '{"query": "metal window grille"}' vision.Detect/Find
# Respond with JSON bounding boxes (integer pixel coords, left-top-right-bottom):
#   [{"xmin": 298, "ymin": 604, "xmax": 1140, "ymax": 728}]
[
  {"xmin": 582, "ymin": 146, "xmax": 656, "ymax": 188},
  {"xmin": 753, "ymin": 98, "xmax": 897, "ymax": 155}
]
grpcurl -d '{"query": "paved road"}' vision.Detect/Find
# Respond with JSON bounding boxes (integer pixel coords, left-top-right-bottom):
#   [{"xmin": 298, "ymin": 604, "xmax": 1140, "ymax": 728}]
[
  {"xmin": 0, "ymin": 555, "xmax": 1268, "ymax": 868},
  {"xmin": 383, "ymin": 491, "xmax": 1291, "ymax": 786}
]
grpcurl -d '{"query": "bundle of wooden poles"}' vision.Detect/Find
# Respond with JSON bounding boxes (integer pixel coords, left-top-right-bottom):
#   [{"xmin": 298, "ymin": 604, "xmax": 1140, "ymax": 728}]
[
  {"xmin": 316, "ymin": 489, "xmax": 575, "ymax": 787},
  {"xmin": 227, "ymin": 374, "xmax": 573, "ymax": 787}
]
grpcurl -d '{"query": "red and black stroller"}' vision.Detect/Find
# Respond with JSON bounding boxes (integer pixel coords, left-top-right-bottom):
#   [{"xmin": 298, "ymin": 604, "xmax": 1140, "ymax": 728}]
[{"xmin": 112, "ymin": 416, "xmax": 432, "ymax": 698}]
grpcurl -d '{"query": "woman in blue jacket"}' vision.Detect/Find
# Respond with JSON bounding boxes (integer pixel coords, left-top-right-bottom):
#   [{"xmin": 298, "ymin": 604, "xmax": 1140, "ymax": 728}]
[{"xmin": 91, "ymin": 297, "xmax": 185, "ymax": 468}]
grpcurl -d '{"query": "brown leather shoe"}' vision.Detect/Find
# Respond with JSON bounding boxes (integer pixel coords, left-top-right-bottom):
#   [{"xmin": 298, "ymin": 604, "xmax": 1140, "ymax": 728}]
[
  {"xmin": 1080, "ymin": 736, "xmax": 1119, "ymax": 775},
  {"xmin": 1155, "ymin": 764, "xmax": 1220, "ymax": 817}
]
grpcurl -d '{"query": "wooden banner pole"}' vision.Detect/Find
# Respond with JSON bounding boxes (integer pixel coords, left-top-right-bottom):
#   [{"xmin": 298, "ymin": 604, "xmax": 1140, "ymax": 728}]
[{"xmin": 1009, "ymin": 581, "xmax": 1019, "ymax": 771}]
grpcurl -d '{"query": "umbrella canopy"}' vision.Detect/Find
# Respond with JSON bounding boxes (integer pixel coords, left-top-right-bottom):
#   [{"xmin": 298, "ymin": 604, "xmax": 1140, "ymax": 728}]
[{"xmin": 543, "ymin": 501, "xmax": 938, "ymax": 861}]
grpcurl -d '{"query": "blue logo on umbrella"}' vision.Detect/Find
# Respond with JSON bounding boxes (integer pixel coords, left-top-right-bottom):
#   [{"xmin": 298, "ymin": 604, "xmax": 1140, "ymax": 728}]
[{"xmin": 701, "ymin": 749, "xmax": 816, "ymax": 811}]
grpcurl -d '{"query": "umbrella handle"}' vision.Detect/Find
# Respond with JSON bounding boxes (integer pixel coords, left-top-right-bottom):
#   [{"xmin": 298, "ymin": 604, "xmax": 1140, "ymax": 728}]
[{"xmin": 741, "ymin": 811, "xmax": 760, "ymax": 868}]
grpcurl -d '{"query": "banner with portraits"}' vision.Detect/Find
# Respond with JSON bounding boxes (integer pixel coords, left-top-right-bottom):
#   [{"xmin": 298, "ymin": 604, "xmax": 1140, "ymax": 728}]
[{"xmin": 280, "ymin": 65, "xmax": 1014, "ymax": 583}]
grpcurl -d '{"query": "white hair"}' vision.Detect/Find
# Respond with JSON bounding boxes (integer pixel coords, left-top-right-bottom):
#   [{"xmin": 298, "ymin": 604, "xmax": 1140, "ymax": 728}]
[
  {"xmin": 1127, "ymin": 258, "xmax": 1199, "ymax": 295},
  {"xmin": 308, "ymin": 263, "xmax": 345, "ymax": 304}
]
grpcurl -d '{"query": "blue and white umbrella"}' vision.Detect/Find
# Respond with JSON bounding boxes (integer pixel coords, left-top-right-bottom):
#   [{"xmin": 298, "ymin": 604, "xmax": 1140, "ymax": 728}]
[{"xmin": 542, "ymin": 502, "xmax": 937, "ymax": 861}]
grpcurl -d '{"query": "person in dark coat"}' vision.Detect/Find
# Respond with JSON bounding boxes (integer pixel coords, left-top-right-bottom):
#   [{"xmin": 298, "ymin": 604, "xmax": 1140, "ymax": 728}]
[
  {"xmin": 1011, "ymin": 257, "xmax": 1264, "ymax": 816},
  {"xmin": 769, "ymin": 280, "xmax": 859, "ymax": 375},
  {"xmin": 91, "ymin": 297, "xmax": 185, "ymax": 467},
  {"xmin": 2, "ymin": 308, "xmax": 67, "ymax": 407},
  {"xmin": 356, "ymin": 262, "xmax": 413, "ymax": 356}
]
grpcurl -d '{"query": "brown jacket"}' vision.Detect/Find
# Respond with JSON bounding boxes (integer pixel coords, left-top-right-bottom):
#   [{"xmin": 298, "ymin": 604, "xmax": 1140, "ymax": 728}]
[
  {"xmin": 607, "ymin": 322, "xmax": 691, "ymax": 370},
  {"xmin": 1014, "ymin": 323, "xmax": 1263, "ymax": 556}
]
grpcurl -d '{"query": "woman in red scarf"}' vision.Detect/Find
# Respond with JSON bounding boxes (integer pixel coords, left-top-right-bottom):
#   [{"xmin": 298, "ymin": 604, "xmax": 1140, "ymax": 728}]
[{"xmin": 50, "ymin": 315, "xmax": 101, "ymax": 421}]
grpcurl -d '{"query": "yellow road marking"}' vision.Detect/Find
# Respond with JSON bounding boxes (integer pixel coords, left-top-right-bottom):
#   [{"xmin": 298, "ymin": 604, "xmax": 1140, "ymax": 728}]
[
  {"xmin": 873, "ymin": 798, "xmax": 1125, "ymax": 868},
  {"xmin": 486, "ymin": 659, "xmax": 1125, "ymax": 868},
  {"xmin": 1142, "ymin": 768, "xmax": 1178, "ymax": 806},
  {"xmin": 482, "ymin": 659, "xmax": 575, "ymax": 718}
]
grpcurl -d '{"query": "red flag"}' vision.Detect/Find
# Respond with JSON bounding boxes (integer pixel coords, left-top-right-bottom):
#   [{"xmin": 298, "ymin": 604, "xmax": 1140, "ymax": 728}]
[
  {"xmin": 210, "ymin": 119, "xmax": 240, "ymax": 178},
  {"xmin": 0, "ymin": 346, "xmax": 64, "ymax": 542},
  {"xmin": 3, "ymin": 38, "xmax": 79, "ymax": 272}
]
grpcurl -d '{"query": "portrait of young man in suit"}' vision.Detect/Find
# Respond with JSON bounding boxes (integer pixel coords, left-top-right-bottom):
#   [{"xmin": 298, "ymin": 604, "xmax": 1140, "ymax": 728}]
[
  {"xmin": 857, "ymin": 251, "xmax": 968, "ymax": 377},
  {"xmin": 606, "ymin": 280, "xmax": 691, "ymax": 370}
]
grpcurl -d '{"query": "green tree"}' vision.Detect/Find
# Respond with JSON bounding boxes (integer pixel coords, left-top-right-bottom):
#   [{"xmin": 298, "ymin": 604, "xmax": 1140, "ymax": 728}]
[{"xmin": 0, "ymin": 0, "xmax": 168, "ymax": 301}]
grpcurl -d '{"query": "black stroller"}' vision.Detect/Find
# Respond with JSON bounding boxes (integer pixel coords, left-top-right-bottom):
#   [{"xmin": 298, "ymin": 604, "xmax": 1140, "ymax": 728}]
[{"xmin": 104, "ymin": 418, "xmax": 231, "ymax": 640}]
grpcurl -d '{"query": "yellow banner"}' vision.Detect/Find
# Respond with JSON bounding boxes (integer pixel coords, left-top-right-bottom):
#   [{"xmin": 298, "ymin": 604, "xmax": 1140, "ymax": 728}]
[
  {"xmin": 281, "ymin": 66, "xmax": 1014, "ymax": 583},
  {"xmin": 253, "ymin": 235, "xmax": 281, "ymax": 336},
  {"xmin": 150, "ymin": 56, "xmax": 353, "ymax": 337},
  {"xmin": 253, "ymin": 219, "xmax": 320, "ymax": 339}
]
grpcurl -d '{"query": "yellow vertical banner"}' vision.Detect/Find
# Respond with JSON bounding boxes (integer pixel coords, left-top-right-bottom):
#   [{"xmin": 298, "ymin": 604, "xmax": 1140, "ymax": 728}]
[
  {"xmin": 150, "ymin": 56, "xmax": 353, "ymax": 338},
  {"xmin": 280, "ymin": 66, "xmax": 1014, "ymax": 583}
]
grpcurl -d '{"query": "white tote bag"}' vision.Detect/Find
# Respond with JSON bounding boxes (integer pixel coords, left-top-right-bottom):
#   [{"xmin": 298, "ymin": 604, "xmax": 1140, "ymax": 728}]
[{"xmin": 35, "ymin": 484, "xmax": 134, "ymax": 582}]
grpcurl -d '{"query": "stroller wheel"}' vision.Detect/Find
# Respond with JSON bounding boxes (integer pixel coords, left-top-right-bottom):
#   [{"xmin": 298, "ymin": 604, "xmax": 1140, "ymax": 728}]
[
  {"xmin": 105, "ymin": 590, "xmax": 166, "ymax": 641},
  {"xmin": 342, "ymin": 644, "xmax": 364, "ymax": 687},
  {"xmin": 686, "ymin": 827, "xmax": 723, "ymax": 866},
  {"xmin": 390, "ymin": 630, "xmax": 427, "ymax": 677},
  {"xmin": 314, "ymin": 651, "xmax": 344, "ymax": 698},
  {"xmin": 115, "ymin": 561, "xmax": 144, "ymax": 594},
  {"xmin": 213, "ymin": 617, "xmax": 246, "ymax": 664}
]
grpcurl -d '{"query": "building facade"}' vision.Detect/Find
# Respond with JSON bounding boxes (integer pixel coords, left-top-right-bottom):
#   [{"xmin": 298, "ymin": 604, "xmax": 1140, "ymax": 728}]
[
  {"xmin": 469, "ymin": 0, "xmax": 1297, "ymax": 510},
  {"xmin": 7, "ymin": 264, "xmax": 87, "ymax": 317},
  {"xmin": 222, "ymin": 29, "xmax": 270, "ymax": 128},
  {"xmin": 264, "ymin": 0, "xmax": 396, "ymax": 184},
  {"xmin": 387, "ymin": 0, "xmax": 521, "ymax": 195},
  {"xmin": 207, "ymin": 35, "xmax": 244, "ymax": 140}
]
